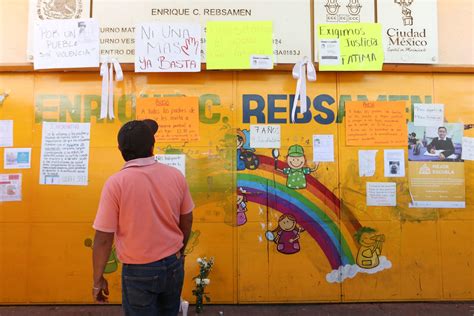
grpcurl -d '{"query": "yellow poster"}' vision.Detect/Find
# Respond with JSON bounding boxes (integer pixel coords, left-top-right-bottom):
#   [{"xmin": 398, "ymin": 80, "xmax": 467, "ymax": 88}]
[
  {"xmin": 345, "ymin": 101, "xmax": 407, "ymax": 146},
  {"xmin": 206, "ymin": 21, "xmax": 273, "ymax": 70},
  {"xmin": 136, "ymin": 97, "xmax": 199, "ymax": 142},
  {"xmin": 408, "ymin": 162, "xmax": 465, "ymax": 208},
  {"xmin": 317, "ymin": 23, "xmax": 383, "ymax": 71}
]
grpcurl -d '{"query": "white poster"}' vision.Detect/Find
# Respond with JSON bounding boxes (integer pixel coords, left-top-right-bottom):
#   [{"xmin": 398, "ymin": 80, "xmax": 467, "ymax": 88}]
[
  {"xmin": 0, "ymin": 174, "xmax": 22, "ymax": 202},
  {"xmin": 34, "ymin": 18, "xmax": 100, "ymax": 69},
  {"xmin": 155, "ymin": 154, "xmax": 186, "ymax": 176},
  {"xmin": 135, "ymin": 22, "xmax": 201, "ymax": 72},
  {"xmin": 4, "ymin": 148, "xmax": 32, "ymax": 169},
  {"xmin": 314, "ymin": 0, "xmax": 375, "ymax": 24},
  {"xmin": 359, "ymin": 150, "xmax": 377, "ymax": 177},
  {"xmin": 250, "ymin": 125, "xmax": 281, "ymax": 149},
  {"xmin": 384, "ymin": 149, "xmax": 405, "ymax": 177},
  {"xmin": 0, "ymin": 120, "xmax": 13, "ymax": 147},
  {"xmin": 40, "ymin": 122, "xmax": 91, "ymax": 186},
  {"xmin": 92, "ymin": 0, "xmax": 311, "ymax": 63},
  {"xmin": 378, "ymin": 0, "xmax": 438, "ymax": 64},
  {"xmin": 461, "ymin": 137, "xmax": 474, "ymax": 161},
  {"xmin": 318, "ymin": 39, "xmax": 341, "ymax": 66},
  {"xmin": 27, "ymin": 0, "xmax": 92, "ymax": 61},
  {"xmin": 313, "ymin": 134, "xmax": 334, "ymax": 162},
  {"xmin": 366, "ymin": 182, "xmax": 396, "ymax": 206},
  {"xmin": 414, "ymin": 103, "xmax": 444, "ymax": 127}
]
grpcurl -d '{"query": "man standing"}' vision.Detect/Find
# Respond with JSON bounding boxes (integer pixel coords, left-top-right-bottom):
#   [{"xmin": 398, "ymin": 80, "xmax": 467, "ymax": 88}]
[
  {"xmin": 92, "ymin": 120, "xmax": 194, "ymax": 315},
  {"xmin": 427, "ymin": 126, "xmax": 455, "ymax": 160}
]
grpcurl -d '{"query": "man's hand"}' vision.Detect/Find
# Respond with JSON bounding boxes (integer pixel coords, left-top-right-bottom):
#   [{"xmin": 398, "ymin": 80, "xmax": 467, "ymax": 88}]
[
  {"xmin": 92, "ymin": 276, "xmax": 109, "ymax": 303},
  {"xmin": 439, "ymin": 153, "xmax": 446, "ymax": 160},
  {"xmin": 430, "ymin": 148, "xmax": 436, "ymax": 154}
]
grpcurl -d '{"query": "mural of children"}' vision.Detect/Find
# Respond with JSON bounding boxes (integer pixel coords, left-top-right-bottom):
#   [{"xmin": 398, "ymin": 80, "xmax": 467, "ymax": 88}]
[
  {"xmin": 237, "ymin": 188, "xmax": 249, "ymax": 226},
  {"xmin": 354, "ymin": 227, "xmax": 385, "ymax": 269},
  {"xmin": 265, "ymin": 214, "xmax": 305, "ymax": 254},
  {"xmin": 237, "ymin": 129, "xmax": 259, "ymax": 171},
  {"xmin": 274, "ymin": 145, "xmax": 318, "ymax": 189}
]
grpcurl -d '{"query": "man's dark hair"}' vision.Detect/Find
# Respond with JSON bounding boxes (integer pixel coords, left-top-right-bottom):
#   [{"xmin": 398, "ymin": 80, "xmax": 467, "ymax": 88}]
[
  {"xmin": 438, "ymin": 126, "xmax": 447, "ymax": 132},
  {"xmin": 117, "ymin": 120, "xmax": 158, "ymax": 161}
]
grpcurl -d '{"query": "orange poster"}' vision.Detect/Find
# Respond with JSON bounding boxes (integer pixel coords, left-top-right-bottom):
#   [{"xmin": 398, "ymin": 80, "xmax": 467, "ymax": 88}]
[
  {"xmin": 345, "ymin": 101, "xmax": 407, "ymax": 146},
  {"xmin": 136, "ymin": 97, "xmax": 199, "ymax": 142}
]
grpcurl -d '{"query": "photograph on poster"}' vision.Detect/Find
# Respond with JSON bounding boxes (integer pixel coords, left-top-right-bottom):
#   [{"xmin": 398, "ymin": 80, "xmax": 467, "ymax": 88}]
[
  {"xmin": 407, "ymin": 123, "xmax": 463, "ymax": 162},
  {"xmin": 384, "ymin": 149, "xmax": 405, "ymax": 177}
]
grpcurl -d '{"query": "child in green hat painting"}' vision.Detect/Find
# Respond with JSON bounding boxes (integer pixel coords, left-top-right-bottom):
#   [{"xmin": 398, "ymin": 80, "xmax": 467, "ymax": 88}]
[{"xmin": 274, "ymin": 144, "xmax": 318, "ymax": 190}]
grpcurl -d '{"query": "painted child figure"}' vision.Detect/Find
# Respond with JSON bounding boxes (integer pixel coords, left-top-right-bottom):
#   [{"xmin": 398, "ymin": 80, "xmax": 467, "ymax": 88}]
[
  {"xmin": 275, "ymin": 145, "xmax": 318, "ymax": 189},
  {"xmin": 354, "ymin": 227, "xmax": 385, "ymax": 269},
  {"xmin": 236, "ymin": 188, "xmax": 248, "ymax": 226},
  {"xmin": 236, "ymin": 129, "xmax": 247, "ymax": 171},
  {"xmin": 266, "ymin": 214, "xmax": 305, "ymax": 254}
]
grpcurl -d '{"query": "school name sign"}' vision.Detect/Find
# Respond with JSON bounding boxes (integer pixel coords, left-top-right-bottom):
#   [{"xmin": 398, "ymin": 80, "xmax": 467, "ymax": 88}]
[{"xmin": 92, "ymin": 0, "xmax": 311, "ymax": 63}]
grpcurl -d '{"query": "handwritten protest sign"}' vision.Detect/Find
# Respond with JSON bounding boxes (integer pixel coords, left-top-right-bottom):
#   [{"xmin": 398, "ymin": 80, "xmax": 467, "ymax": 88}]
[
  {"xmin": 413, "ymin": 103, "xmax": 444, "ymax": 127},
  {"xmin": 206, "ymin": 21, "xmax": 273, "ymax": 70},
  {"xmin": 135, "ymin": 22, "xmax": 201, "ymax": 72},
  {"xmin": 345, "ymin": 101, "xmax": 407, "ymax": 146},
  {"xmin": 34, "ymin": 18, "xmax": 99, "ymax": 69},
  {"xmin": 250, "ymin": 125, "xmax": 281, "ymax": 148},
  {"xmin": 155, "ymin": 154, "xmax": 186, "ymax": 176},
  {"xmin": 39, "ymin": 122, "xmax": 91, "ymax": 186},
  {"xmin": 366, "ymin": 182, "xmax": 396, "ymax": 206},
  {"xmin": 462, "ymin": 137, "xmax": 474, "ymax": 161},
  {"xmin": 136, "ymin": 97, "xmax": 199, "ymax": 142},
  {"xmin": 317, "ymin": 23, "xmax": 383, "ymax": 71}
]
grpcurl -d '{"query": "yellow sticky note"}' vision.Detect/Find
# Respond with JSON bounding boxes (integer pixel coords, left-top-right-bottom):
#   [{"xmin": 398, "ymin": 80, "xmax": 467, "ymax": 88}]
[
  {"xmin": 206, "ymin": 21, "xmax": 273, "ymax": 70},
  {"xmin": 317, "ymin": 23, "xmax": 384, "ymax": 71}
]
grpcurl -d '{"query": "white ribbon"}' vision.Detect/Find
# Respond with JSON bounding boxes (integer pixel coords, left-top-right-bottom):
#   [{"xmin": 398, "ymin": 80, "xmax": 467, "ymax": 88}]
[
  {"xmin": 100, "ymin": 57, "xmax": 123, "ymax": 120},
  {"xmin": 291, "ymin": 56, "xmax": 317, "ymax": 123}
]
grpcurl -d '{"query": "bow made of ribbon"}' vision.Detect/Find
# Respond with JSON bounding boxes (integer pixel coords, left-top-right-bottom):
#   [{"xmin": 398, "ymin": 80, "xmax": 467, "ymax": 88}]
[
  {"xmin": 100, "ymin": 57, "xmax": 123, "ymax": 120},
  {"xmin": 291, "ymin": 57, "xmax": 317, "ymax": 123}
]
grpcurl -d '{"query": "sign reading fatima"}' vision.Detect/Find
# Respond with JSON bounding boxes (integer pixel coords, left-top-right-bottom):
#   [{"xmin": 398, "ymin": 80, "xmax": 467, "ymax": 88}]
[
  {"xmin": 92, "ymin": 0, "xmax": 311, "ymax": 64},
  {"xmin": 377, "ymin": 0, "xmax": 438, "ymax": 64},
  {"xmin": 317, "ymin": 23, "xmax": 384, "ymax": 71}
]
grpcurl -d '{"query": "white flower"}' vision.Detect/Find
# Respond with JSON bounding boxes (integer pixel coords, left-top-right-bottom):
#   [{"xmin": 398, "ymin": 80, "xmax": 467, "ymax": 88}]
[
  {"xmin": 195, "ymin": 278, "xmax": 211, "ymax": 285},
  {"xmin": 197, "ymin": 258, "xmax": 203, "ymax": 264}
]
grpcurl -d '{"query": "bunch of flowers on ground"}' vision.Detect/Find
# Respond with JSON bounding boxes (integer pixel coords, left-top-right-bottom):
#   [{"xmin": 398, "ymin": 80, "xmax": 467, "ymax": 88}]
[{"xmin": 192, "ymin": 256, "xmax": 215, "ymax": 314}]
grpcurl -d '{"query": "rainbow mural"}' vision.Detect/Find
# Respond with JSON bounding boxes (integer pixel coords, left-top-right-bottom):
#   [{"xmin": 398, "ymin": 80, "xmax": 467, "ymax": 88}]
[{"xmin": 237, "ymin": 155, "xmax": 363, "ymax": 270}]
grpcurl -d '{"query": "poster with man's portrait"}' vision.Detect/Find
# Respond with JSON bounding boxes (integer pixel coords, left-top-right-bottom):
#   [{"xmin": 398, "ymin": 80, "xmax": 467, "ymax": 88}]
[
  {"xmin": 407, "ymin": 123, "xmax": 465, "ymax": 208},
  {"xmin": 407, "ymin": 123, "xmax": 463, "ymax": 162}
]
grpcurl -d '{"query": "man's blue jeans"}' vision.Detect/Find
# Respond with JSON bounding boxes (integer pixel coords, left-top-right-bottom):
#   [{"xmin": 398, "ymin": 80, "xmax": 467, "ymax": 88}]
[{"xmin": 122, "ymin": 253, "xmax": 184, "ymax": 316}]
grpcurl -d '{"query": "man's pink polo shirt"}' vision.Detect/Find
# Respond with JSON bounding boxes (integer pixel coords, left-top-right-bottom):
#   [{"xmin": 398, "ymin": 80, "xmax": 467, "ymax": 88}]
[{"xmin": 93, "ymin": 157, "xmax": 194, "ymax": 264}]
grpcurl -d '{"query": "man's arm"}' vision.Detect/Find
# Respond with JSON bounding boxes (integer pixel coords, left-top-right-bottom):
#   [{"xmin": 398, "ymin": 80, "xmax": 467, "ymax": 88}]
[
  {"xmin": 427, "ymin": 138, "xmax": 437, "ymax": 153},
  {"xmin": 179, "ymin": 212, "xmax": 193, "ymax": 254},
  {"xmin": 92, "ymin": 230, "xmax": 114, "ymax": 302}
]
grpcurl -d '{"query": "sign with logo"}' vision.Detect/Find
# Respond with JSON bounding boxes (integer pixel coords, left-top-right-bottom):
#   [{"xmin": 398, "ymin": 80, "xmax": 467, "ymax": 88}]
[
  {"xmin": 314, "ymin": 0, "xmax": 375, "ymax": 24},
  {"xmin": 92, "ymin": 0, "xmax": 311, "ymax": 64},
  {"xmin": 408, "ymin": 162, "xmax": 465, "ymax": 208},
  {"xmin": 377, "ymin": 0, "xmax": 438, "ymax": 64},
  {"xmin": 27, "ymin": 0, "xmax": 91, "ymax": 61}
]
